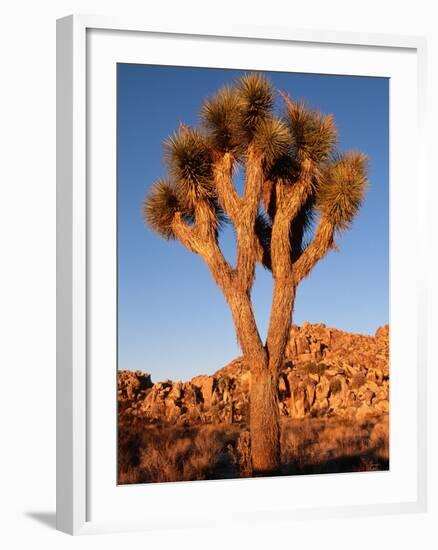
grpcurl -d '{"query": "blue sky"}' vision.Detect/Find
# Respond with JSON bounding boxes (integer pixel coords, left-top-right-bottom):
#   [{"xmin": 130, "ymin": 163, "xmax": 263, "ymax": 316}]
[{"xmin": 117, "ymin": 64, "xmax": 389, "ymax": 381}]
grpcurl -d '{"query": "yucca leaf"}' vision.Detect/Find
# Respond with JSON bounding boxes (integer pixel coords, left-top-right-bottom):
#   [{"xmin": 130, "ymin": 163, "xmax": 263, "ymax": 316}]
[
  {"xmin": 252, "ymin": 117, "xmax": 290, "ymax": 166},
  {"xmin": 164, "ymin": 128, "xmax": 215, "ymax": 208},
  {"xmin": 236, "ymin": 73, "xmax": 274, "ymax": 138},
  {"xmin": 316, "ymin": 152, "xmax": 368, "ymax": 230},
  {"xmin": 284, "ymin": 98, "xmax": 337, "ymax": 163},
  {"xmin": 143, "ymin": 179, "xmax": 183, "ymax": 240},
  {"xmin": 264, "ymin": 152, "xmax": 299, "ymax": 184},
  {"xmin": 200, "ymin": 85, "xmax": 242, "ymax": 153}
]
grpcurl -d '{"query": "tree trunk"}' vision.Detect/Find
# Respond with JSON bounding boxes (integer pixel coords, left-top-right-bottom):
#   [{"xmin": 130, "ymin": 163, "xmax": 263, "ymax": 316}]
[
  {"xmin": 223, "ymin": 288, "xmax": 282, "ymax": 475},
  {"xmin": 250, "ymin": 364, "xmax": 281, "ymax": 475},
  {"xmin": 250, "ymin": 278, "xmax": 296, "ymax": 475},
  {"xmin": 266, "ymin": 280, "xmax": 296, "ymax": 374}
]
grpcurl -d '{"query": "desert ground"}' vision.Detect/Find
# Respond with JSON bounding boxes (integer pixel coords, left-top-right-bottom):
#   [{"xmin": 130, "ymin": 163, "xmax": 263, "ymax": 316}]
[{"xmin": 118, "ymin": 322, "xmax": 389, "ymax": 484}]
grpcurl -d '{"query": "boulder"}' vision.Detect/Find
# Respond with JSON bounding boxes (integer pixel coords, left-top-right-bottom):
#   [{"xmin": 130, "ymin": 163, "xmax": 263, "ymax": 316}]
[
  {"xmin": 289, "ymin": 386, "xmax": 308, "ymax": 418},
  {"xmin": 191, "ymin": 375, "xmax": 214, "ymax": 409},
  {"xmin": 356, "ymin": 403, "xmax": 375, "ymax": 419},
  {"xmin": 375, "ymin": 399, "xmax": 390, "ymax": 413},
  {"xmin": 118, "ymin": 322, "xmax": 389, "ymax": 425},
  {"xmin": 316, "ymin": 376, "xmax": 330, "ymax": 402}
]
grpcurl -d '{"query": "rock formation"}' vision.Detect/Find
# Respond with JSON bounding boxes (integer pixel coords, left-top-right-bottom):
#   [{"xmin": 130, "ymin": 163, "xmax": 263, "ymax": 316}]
[{"xmin": 118, "ymin": 323, "xmax": 389, "ymax": 425}]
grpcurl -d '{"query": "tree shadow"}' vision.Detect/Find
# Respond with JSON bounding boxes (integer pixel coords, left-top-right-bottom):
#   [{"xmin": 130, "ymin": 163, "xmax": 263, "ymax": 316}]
[
  {"xmin": 280, "ymin": 452, "xmax": 389, "ymax": 476},
  {"xmin": 25, "ymin": 511, "xmax": 57, "ymax": 530}
]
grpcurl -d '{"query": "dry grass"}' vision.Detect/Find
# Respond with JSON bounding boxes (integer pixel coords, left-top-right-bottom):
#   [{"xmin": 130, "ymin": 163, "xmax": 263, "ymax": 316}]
[
  {"xmin": 302, "ymin": 362, "xmax": 329, "ymax": 376},
  {"xmin": 280, "ymin": 416, "xmax": 389, "ymax": 475},
  {"xmin": 350, "ymin": 372, "xmax": 366, "ymax": 389},
  {"xmin": 118, "ymin": 421, "xmax": 241, "ymax": 484},
  {"xmin": 329, "ymin": 377, "xmax": 342, "ymax": 394},
  {"xmin": 118, "ymin": 414, "xmax": 389, "ymax": 484}
]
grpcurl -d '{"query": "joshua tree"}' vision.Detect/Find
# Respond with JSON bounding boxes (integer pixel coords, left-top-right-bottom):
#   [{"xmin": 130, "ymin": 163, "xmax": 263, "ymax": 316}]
[{"xmin": 143, "ymin": 73, "xmax": 368, "ymax": 474}]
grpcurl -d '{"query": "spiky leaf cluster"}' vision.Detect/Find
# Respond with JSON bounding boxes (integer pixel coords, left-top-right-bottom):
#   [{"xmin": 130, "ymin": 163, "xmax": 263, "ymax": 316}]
[
  {"xmin": 201, "ymin": 73, "xmax": 276, "ymax": 153},
  {"xmin": 316, "ymin": 152, "xmax": 368, "ymax": 230},
  {"xmin": 286, "ymin": 101, "xmax": 337, "ymax": 163},
  {"xmin": 165, "ymin": 128, "xmax": 214, "ymax": 208},
  {"xmin": 144, "ymin": 73, "xmax": 368, "ymax": 256},
  {"xmin": 264, "ymin": 153, "xmax": 299, "ymax": 187},
  {"xmin": 252, "ymin": 117, "xmax": 290, "ymax": 167},
  {"xmin": 237, "ymin": 73, "xmax": 274, "ymax": 138},
  {"xmin": 201, "ymin": 86, "xmax": 243, "ymax": 153},
  {"xmin": 144, "ymin": 177, "xmax": 226, "ymax": 241},
  {"xmin": 143, "ymin": 179, "xmax": 183, "ymax": 240}
]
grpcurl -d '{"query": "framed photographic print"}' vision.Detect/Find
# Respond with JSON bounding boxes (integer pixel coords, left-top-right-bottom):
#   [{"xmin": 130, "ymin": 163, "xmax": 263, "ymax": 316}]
[{"xmin": 56, "ymin": 15, "xmax": 427, "ymax": 535}]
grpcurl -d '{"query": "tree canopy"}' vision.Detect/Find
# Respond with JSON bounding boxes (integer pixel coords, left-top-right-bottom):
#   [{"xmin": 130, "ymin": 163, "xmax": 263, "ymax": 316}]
[{"xmin": 144, "ymin": 73, "xmax": 367, "ymax": 289}]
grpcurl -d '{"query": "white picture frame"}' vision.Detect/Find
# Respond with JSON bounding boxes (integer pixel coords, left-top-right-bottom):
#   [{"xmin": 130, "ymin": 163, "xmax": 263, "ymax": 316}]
[{"xmin": 56, "ymin": 14, "xmax": 428, "ymax": 535}]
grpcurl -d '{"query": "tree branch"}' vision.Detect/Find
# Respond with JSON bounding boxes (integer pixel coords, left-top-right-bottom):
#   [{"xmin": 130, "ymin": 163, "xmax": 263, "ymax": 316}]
[
  {"xmin": 173, "ymin": 200, "xmax": 264, "ymax": 363},
  {"xmin": 224, "ymin": 288, "xmax": 267, "ymax": 367},
  {"xmin": 268, "ymin": 159, "xmax": 314, "ymax": 274},
  {"xmin": 171, "ymin": 213, "xmax": 200, "ymax": 253},
  {"xmin": 264, "ymin": 160, "xmax": 315, "ymax": 373},
  {"xmin": 212, "ymin": 152, "xmax": 240, "ymax": 222},
  {"xmin": 254, "ymin": 214, "xmax": 272, "ymax": 270},
  {"xmin": 235, "ymin": 147, "xmax": 264, "ymax": 290},
  {"xmin": 292, "ymin": 216, "xmax": 335, "ymax": 284},
  {"xmin": 172, "ymin": 208, "xmax": 233, "ymax": 289},
  {"xmin": 265, "ymin": 181, "xmax": 335, "ymax": 373},
  {"xmin": 266, "ymin": 276, "xmax": 296, "ymax": 375}
]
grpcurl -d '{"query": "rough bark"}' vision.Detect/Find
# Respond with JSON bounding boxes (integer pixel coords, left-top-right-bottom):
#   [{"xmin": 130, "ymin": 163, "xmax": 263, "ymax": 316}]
[
  {"xmin": 293, "ymin": 216, "xmax": 335, "ymax": 284},
  {"xmin": 236, "ymin": 147, "xmax": 264, "ymax": 292},
  {"xmin": 212, "ymin": 152, "xmax": 240, "ymax": 222},
  {"xmin": 250, "ymin": 365, "xmax": 281, "ymax": 474},
  {"xmin": 267, "ymin": 278, "xmax": 296, "ymax": 375},
  {"xmin": 224, "ymin": 280, "xmax": 282, "ymax": 474},
  {"xmin": 224, "ymin": 288, "xmax": 265, "ymax": 364}
]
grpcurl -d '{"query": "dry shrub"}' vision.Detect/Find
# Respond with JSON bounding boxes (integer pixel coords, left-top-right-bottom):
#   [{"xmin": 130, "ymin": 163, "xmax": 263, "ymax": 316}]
[
  {"xmin": 303, "ymin": 363, "xmax": 328, "ymax": 376},
  {"xmin": 355, "ymin": 457, "xmax": 380, "ymax": 472},
  {"xmin": 118, "ymin": 413, "xmax": 389, "ymax": 483},
  {"xmin": 139, "ymin": 436, "xmax": 193, "ymax": 483},
  {"xmin": 280, "ymin": 415, "xmax": 389, "ymax": 475},
  {"xmin": 350, "ymin": 373, "xmax": 366, "ymax": 389},
  {"xmin": 118, "ymin": 421, "xmax": 240, "ymax": 484},
  {"xmin": 329, "ymin": 377, "xmax": 342, "ymax": 394},
  {"xmin": 184, "ymin": 426, "xmax": 232, "ymax": 479},
  {"xmin": 228, "ymin": 430, "xmax": 252, "ymax": 477},
  {"xmin": 370, "ymin": 421, "xmax": 390, "ymax": 463}
]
